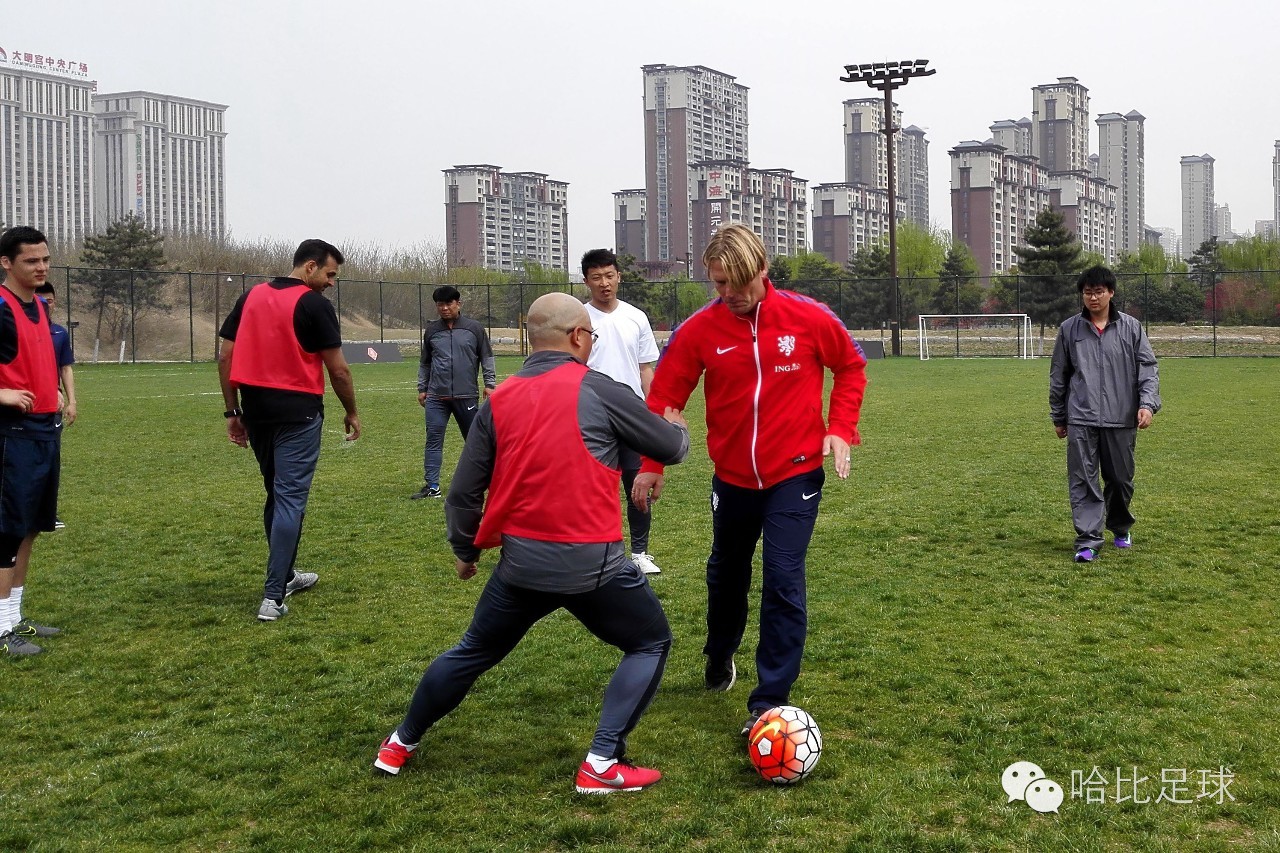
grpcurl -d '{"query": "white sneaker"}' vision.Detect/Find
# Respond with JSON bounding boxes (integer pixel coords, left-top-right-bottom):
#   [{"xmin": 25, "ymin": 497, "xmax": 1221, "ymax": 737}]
[
  {"xmin": 257, "ymin": 598, "xmax": 289, "ymax": 621},
  {"xmin": 631, "ymin": 552, "xmax": 661, "ymax": 575},
  {"xmin": 285, "ymin": 571, "xmax": 319, "ymax": 596}
]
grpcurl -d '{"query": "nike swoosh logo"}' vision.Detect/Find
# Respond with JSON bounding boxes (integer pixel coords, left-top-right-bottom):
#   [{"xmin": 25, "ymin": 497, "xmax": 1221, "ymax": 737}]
[
  {"xmin": 581, "ymin": 768, "xmax": 626, "ymax": 787},
  {"xmin": 716, "ymin": 346, "xmax": 737, "ymax": 355},
  {"xmin": 802, "ymin": 492, "xmax": 819, "ymax": 501},
  {"xmin": 466, "ymin": 406, "xmax": 477, "ymax": 411}
]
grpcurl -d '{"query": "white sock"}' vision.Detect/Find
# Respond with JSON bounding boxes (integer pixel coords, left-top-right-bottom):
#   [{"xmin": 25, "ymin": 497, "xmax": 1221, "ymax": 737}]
[
  {"xmin": 11, "ymin": 586, "xmax": 23, "ymax": 623},
  {"xmin": 0, "ymin": 596, "xmax": 12, "ymax": 634},
  {"xmin": 389, "ymin": 730, "xmax": 418, "ymax": 751},
  {"xmin": 585, "ymin": 752, "xmax": 615, "ymax": 773}
]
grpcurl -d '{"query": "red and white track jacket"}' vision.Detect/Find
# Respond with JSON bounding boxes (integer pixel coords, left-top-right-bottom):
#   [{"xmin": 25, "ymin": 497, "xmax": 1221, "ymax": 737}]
[{"xmin": 642, "ymin": 279, "xmax": 868, "ymax": 490}]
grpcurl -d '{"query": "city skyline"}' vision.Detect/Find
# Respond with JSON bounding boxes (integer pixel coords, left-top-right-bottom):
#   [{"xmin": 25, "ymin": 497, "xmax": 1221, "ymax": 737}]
[{"xmin": 3, "ymin": 0, "xmax": 1276, "ymax": 263}]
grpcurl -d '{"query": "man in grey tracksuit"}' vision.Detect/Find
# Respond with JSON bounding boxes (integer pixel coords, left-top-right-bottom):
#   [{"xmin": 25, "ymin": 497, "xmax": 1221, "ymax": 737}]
[
  {"xmin": 1050, "ymin": 265, "xmax": 1161, "ymax": 563},
  {"xmin": 412, "ymin": 285, "xmax": 497, "ymax": 499}
]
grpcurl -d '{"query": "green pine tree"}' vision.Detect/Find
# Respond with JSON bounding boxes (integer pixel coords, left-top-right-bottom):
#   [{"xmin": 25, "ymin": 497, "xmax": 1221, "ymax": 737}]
[
  {"xmin": 845, "ymin": 244, "xmax": 892, "ymax": 329},
  {"xmin": 767, "ymin": 255, "xmax": 791, "ymax": 284},
  {"xmin": 78, "ymin": 215, "xmax": 169, "ymax": 347},
  {"xmin": 932, "ymin": 241, "xmax": 983, "ymax": 313},
  {"xmin": 1012, "ymin": 208, "xmax": 1085, "ymax": 334}
]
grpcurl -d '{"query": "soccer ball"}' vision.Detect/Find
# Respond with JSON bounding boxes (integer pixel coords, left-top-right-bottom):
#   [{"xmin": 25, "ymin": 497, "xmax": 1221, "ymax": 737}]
[{"xmin": 747, "ymin": 705, "xmax": 822, "ymax": 784}]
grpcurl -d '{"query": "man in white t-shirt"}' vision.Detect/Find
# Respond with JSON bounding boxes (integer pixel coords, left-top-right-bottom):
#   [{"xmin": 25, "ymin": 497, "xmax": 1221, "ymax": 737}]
[{"xmin": 581, "ymin": 249, "xmax": 663, "ymax": 575}]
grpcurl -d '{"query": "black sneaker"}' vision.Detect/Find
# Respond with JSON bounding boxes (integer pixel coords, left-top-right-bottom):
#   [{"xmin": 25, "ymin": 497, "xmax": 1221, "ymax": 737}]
[
  {"xmin": 740, "ymin": 710, "xmax": 763, "ymax": 737},
  {"xmin": 704, "ymin": 656, "xmax": 736, "ymax": 692},
  {"xmin": 410, "ymin": 485, "xmax": 442, "ymax": 500}
]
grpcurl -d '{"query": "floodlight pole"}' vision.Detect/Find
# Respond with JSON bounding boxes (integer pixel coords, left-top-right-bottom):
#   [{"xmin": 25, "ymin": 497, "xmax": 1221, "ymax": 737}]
[{"xmin": 840, "ymin": 60, "xmax": 936, "ymax": 356}]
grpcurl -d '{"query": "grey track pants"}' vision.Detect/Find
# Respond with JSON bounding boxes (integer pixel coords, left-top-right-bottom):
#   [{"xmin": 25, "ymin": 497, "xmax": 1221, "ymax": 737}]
[{"xmin": 1066, "ymin": 424, "xmax": 1137, "ymax": 550}]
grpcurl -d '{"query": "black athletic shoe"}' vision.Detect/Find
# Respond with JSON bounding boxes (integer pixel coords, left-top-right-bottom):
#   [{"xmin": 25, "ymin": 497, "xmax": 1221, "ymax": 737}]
[
  {"xmin": 704, "ymin": 657, "xmax": 736, "ymax": 692},
  {"xmin": 410, "ymin": 485, "xmax": 442, "ymax": 500},
  {"xmin": 740, "ymin": 711, "xmax": 763, "ymax": 737}
]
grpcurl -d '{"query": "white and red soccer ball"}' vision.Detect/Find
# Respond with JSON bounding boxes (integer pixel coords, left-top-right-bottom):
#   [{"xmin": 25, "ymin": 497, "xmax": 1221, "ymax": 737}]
[{"xmin": 746, "ymin": 705, "xmax": 823, "ymax": 784}]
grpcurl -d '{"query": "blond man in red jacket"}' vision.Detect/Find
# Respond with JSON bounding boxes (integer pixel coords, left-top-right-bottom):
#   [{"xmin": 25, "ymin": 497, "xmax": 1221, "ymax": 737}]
[{"xmin": 632, "ymin": 224, "xmax": 868, "ymax": 735}]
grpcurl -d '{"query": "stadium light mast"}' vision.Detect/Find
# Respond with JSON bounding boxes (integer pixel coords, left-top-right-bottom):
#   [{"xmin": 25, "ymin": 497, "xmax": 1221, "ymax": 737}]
[{"xmin": 840, "ymin": 59, "xmax": 935, "ymax": 356}]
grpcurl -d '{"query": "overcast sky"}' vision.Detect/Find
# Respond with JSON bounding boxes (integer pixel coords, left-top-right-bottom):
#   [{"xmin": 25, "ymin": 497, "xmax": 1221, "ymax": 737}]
[{"xmin": 16, "ymin": 0, "xmax": 1279, "ymax": 261}]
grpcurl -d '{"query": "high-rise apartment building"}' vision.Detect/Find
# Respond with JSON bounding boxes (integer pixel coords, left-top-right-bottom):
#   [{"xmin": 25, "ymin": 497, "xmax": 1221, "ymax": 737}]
[
  {"xmin": 811, "ymin": 182, "xmax": 890, "ymax": 267},
  {"xmin": 989, "ymin": 118, "xmax": 1032, "ymax": 156},
  {"xmin": 1031, "ymin": 77, "xmax": 1091, "ymax": 173},
  {"xmin": 93, "ymin": 91, "xmax": 227, "ymax": 238},
  {"xmin": 1049, "ymin": 171, "xmax": 1116, "ymax": 261},
  {"xmin": 843, "ymin": 99, "xmax": 897, "ymax": 193},
  {"xmin": 1151, "ymin": 226, "xmax": 1180, "ymax": 259},
  {"xmin": 612, "ymin": 189, "xmax": 646, "ymax": 261},
  {"xmin": 0, "ymin": 59, "xmax": 95, "ymax": 242},
  {"xmin": 1273, "ymin": 140, "xmax": 1279, "ymax": 227},
  {"xmin": 841, "ymin": 99, "xmax": 929, "ymax": 230},
  {"xmin": 1180, "ymin": 154, "xmax": 1215, "ymax": 258},
  {"xmin": 443, "ymin": 165, "xmax": 568, "ymax": 273},
  {"xmin": 900, "ymin": 125, "xmax": 929, "ymax": 229},
  {"xmin": 814, "ymin": 98, "xmax": 929, "ymax": 267},
  {"xmin": 1213, "ymin": 204, "xmax": 1239, "ymax": 243},
  {"xmin": 689, "ymin": 161, "xmax": 807, "ymax": 269},
  {"xmin": 949, "ymin": 139, "xmax": 1051, "ymax": 278},
  {"xmin": 953, "ymin": 78, "xmax": 1122, "ymax": 275},
  {"xmin": 641, "ymin": 64, "xmax": 748, "ymax": 264},
  {"xmin": 1095, "ymin": 111, "xmax": 1145, "ymax": 257}
]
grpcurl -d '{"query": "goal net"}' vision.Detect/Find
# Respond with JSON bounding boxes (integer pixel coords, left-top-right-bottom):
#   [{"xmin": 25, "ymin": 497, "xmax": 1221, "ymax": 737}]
[{"xmin": 918, "ymin": 314, "xmax": 1034, "ymax": 360}]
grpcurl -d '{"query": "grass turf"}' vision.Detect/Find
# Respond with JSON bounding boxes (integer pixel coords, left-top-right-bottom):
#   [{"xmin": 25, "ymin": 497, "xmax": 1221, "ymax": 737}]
[{"xmin": 3, "ymin": 355, "xmax": 1278, "ymax": 851}]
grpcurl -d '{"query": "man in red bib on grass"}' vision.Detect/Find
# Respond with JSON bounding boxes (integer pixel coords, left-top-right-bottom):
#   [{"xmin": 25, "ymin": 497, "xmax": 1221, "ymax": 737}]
[
  {"xmin": 0, "ymin": 227, "xmax": 64, "ymax": 657},
  {"xmin": 218, "ymin": 239, "xmax": 361, "ymax": 622},
  {"xmin": 374, "ymin": 292, "xmax": 690, "ymax": 794}
]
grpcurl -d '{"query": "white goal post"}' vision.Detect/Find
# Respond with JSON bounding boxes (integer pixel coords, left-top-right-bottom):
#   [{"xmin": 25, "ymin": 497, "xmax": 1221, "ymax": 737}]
[{"xmin": 918, "ymin": 314, "xmax": 1034, "ymax": 360}]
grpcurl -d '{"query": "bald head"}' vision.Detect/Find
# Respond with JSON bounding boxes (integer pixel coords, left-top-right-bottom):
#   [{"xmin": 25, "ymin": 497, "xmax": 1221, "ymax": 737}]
[{"xmin": 527, "ymin": 292, "xmax": 590, "ymax": 350}]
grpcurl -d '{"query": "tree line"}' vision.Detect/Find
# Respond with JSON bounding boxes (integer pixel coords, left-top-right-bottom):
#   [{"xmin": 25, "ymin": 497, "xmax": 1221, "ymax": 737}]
[{"xmin": 20, "ymin": 214, "xmax": 1280, "ymax": 350}]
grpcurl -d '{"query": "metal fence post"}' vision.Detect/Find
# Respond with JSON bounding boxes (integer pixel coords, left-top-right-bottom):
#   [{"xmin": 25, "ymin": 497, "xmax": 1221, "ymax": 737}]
[
  {"xmin": 64, "ymin": 267, "xmax": 75, "ymax": 354},
  {"xmin": 1142, "ymin": 273, "xmax": 1150, "ymax": 333},
  {"xmin": 188, "ymin": 272, "xmax": 195, "ymax": 363},
  {"xmin": 378, "ymin": 280, "xmax": 385, "ymax": 343},
  {"xmin": 129, "ymin": 269, "xmax": 137, "ymax": 363},
  {"xmin": 1210, "ymin": 272, "xmax": 1218, "ymax": 357}
]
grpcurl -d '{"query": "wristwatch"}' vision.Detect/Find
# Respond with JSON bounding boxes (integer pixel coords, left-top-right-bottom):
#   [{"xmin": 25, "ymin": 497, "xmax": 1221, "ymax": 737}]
[{"xmin": 224, "ymin": 408, "xmax": 243, "ymax": 418}]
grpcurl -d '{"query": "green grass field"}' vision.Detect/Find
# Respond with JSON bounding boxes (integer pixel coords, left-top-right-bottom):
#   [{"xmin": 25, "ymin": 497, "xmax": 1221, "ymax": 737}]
[{"xmin": 4, "ymin": 355, "xmax": 1279, "ymax": 851}]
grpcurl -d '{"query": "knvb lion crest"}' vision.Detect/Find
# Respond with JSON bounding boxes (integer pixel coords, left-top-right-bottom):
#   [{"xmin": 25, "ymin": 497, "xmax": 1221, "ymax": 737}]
[{"xmin": 778, "ymin": 335, "xmax": 796, "ymax": 356}]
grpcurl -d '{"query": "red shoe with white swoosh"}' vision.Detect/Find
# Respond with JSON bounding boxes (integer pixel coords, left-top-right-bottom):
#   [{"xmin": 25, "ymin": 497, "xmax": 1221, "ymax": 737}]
[{"xmin": 574, "ymin": 758, "xmax": 662, "ymax": 794}]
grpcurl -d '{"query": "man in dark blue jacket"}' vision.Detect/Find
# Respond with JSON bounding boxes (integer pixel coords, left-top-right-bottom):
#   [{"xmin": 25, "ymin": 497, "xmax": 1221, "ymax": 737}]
[{"xmin": 411, "ymin": 286, "xmax": 496, "ymax": 499}]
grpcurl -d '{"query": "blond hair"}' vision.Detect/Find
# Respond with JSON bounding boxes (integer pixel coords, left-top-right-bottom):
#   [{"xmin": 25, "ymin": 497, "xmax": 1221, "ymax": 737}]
[{"xmin": 701, "ymin": 223, "xmax": 767, "ymax": 290}]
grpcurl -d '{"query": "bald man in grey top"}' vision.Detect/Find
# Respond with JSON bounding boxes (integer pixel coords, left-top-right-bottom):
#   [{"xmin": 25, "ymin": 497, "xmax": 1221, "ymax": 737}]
[{"xmin": 376, "ymin": 292, "xmax": 690, "ymax": 794}]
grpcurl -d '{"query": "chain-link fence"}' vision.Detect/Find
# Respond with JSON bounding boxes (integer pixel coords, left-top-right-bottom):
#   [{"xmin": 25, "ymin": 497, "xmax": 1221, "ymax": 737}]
[{"xmin": 39, "ymin": 267, "xmax": 1280, "ymax": 362}]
